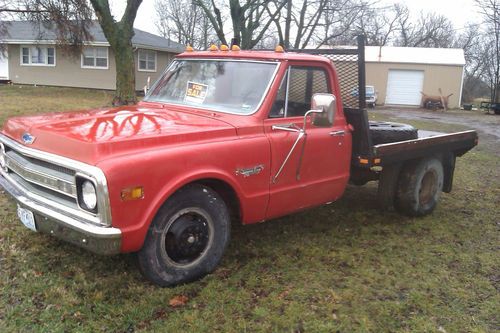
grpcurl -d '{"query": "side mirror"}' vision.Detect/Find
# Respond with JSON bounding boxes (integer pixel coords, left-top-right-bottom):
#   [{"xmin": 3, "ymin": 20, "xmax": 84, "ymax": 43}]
[{"xmin": 310, "ymin": 93, "xmax": 336, "ymax": 127}]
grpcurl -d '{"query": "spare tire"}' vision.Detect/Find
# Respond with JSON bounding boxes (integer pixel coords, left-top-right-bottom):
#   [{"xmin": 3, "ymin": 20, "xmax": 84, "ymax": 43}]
[{"xmin": 369, "ymin": 121, "xmax": 418, "ymax": 145}]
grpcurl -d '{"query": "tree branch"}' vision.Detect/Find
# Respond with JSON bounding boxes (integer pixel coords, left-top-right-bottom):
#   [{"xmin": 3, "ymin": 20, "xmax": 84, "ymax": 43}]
[{"xmin": 121, "ymin": 0, "xmax": 143, "ymax": 28}]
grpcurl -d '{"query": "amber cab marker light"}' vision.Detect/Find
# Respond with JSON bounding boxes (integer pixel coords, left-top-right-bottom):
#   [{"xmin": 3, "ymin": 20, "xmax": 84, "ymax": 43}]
[
  {"xmin": 231, "ymin": 45, "xmax": 241, "ymax": 51},
  {"xmin": 220, "ymin": 44, "xmax": 229, "ymax": 51},
  {"xmin": 275, "ymin": 45, "xmax": 285, "ymax": 53},
  {"xmin": 208, "ymin": 44, "xmax": 218, "ymax": 51},
  {"xmin": 121, "ymin": 186, "xmax": 144, "ymax": 201},
  {"xmin": 185, "ymin": 45, "xmax": 194, "ymax": 52}
]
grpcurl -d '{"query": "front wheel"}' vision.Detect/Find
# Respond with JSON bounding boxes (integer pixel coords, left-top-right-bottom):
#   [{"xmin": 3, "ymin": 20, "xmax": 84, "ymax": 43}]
[
  {"xmin": 395, "ymin": 158, "xmax": 444, "ymax": 217},
  {"xmin": 137, "ymin": 184, "xmax": 230, "ymax": 286}
]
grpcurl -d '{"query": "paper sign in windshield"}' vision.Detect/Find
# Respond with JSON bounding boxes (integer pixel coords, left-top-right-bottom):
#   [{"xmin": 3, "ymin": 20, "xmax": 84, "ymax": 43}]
[{"xmin": 185, "ymin": 81, "xmax": 208, "ymax": 104}]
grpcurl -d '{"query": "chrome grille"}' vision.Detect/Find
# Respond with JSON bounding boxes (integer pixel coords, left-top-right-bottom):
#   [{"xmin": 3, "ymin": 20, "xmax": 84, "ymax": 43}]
[
  {"xmin": 3, "ymin": 145, "xmax": 78, "ymax": 201},
  {"xmin": 22, "ymin": 155, "xmax": 75, "ymax": 176},
  {"xmin": 0, "ymin": 134, "xmax": 112, "ymax": 227}
]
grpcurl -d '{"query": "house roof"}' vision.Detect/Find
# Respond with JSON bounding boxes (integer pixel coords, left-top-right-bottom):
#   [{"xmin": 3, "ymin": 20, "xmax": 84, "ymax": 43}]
[
  {"xmin": 365, "ymin": 46, "xmax": 465, "ymax": 66},
  {"xmin": 0, "ymin": 21, "xmax": 184, "ymax": 53}
]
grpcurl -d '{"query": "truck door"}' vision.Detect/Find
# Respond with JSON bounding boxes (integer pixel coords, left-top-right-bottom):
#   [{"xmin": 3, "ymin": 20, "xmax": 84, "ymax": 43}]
[{"xmin": 264, "ymin": 64, "xmax": 351, "ymax": 219}]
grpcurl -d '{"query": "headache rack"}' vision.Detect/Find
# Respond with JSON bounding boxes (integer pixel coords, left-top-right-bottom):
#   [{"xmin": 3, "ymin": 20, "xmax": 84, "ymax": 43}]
[{"xmin": 288, "ymin": 35, "xmax": 367, "ymax": 110}]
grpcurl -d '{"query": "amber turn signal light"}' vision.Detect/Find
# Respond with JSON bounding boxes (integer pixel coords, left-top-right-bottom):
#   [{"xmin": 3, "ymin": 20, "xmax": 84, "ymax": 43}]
[{"xmin": 121, "ymin": 186, "xmax": 144, "ymax": 201}]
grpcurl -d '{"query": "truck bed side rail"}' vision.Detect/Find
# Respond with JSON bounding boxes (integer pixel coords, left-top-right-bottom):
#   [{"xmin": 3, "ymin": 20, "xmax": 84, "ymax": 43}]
[{"xmin": 373, "ymin": 130, "xmax": 478, "ymax": 165}]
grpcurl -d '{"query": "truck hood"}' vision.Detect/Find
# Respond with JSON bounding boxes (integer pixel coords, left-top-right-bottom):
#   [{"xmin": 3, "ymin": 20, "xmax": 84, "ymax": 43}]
[{"xmin": 1, "ymin": 105, "xmax": 237, "ymax": 164}]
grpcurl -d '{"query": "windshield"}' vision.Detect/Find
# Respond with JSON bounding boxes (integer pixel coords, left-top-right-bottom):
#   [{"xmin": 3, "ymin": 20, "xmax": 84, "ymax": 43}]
[
  {"xmin": 144, "ymin": 59, "xmax": 278, "ymax": 115},
  {"xmin": 366, "ymin": 86, "xmax": 375, "ymax": 94}
]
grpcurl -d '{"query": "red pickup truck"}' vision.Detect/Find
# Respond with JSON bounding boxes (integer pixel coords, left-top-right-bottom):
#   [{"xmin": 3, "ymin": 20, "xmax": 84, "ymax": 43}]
[{"xmin": 0, "ymin": 47, "xmax": 477, "ymax": 286}]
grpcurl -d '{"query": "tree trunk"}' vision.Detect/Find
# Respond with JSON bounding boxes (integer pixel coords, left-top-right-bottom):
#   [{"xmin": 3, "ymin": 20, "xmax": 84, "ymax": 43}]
[
  {"xmin": 111, "ymin": 39, "xmax": 136, "ymax": 105},
  {"xmin": 230, "ymin": 2, "xmax": 243, "ymax": 47},
  {"xmin": 100, "ymin": 20, "xmax": 137, "ymax": 105},
  {"xmin": 89, "ymin": 0, "xmax": 142, "ymax": 105},
  {"xmin": 284, "ymin": 0, "xmax": 292, "ymax": 48}
]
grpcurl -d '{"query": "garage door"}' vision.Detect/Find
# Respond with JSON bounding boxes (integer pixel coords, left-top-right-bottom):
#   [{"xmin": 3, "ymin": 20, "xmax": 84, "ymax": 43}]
[
  {"xmin": 385, "ymin": 70, "xmax": 424, "ymax": 106},
  {"xmin": 0, "ymin": 51, "xmax": 8, "ymax": 80}
]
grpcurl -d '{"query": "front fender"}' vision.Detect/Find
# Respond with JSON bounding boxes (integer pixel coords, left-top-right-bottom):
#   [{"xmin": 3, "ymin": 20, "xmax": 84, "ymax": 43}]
[{"xmin": 97, "ymin": 137, "xmax": 271, "ymax": 252}]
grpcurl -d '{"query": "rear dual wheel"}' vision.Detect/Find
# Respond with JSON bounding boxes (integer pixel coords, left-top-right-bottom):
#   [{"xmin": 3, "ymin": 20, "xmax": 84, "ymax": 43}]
[
  {"xmin": 395, "ymin": 157, "xmax": 444, "ymax": 217},
  {"xmin": 137, "ymin": 184, "xmax": 230, "ymax": 287}
]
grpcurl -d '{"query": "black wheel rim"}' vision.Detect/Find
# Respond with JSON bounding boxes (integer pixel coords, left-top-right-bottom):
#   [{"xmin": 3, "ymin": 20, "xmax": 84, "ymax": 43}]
[{"xmin": 163, "ymin": 208, "xmax": 212, "ymax": 266}]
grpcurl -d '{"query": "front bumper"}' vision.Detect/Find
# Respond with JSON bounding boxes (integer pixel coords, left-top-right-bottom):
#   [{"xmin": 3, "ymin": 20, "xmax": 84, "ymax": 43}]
[{"xmin": 0, "ymin": 173, "xmax": 121, "ymax": 255}]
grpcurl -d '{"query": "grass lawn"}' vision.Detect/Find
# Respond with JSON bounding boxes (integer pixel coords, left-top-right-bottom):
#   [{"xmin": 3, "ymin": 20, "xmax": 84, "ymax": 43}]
[{"xmin": 0, "ymin": 85, "xmax": 498, "ymax": 332}]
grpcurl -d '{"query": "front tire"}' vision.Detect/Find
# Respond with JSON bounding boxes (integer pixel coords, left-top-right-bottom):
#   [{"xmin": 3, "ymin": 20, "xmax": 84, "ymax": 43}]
[
  {"xmin": 395, "ymin": 158, "xmax": 444, "ymax": 217},
  {"xmin": 137, "ymin": 184, "xmax": 230, "ymax": 287}
]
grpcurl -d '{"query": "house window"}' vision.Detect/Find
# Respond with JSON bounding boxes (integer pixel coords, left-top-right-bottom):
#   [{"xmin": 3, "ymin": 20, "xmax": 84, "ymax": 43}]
[
  {"xmin": 21, "ymin": 46, "xmax": 56, "ymax": 66},
  {"xmin": 81, "ymin": 47, "xmax": 108, "ymax": 69},
  {"xmin": 138, "ymin": 49, "xmax": 156, "ymax": 72}
]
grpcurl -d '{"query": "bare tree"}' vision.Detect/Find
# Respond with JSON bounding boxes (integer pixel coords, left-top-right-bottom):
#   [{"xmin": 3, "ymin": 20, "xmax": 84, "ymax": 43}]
[
  {"xmin": 353, "ymin": 4, "xmax": 400, "ymax": 46},
  {"xmin": 1, "ymin": 0, "xmax": 93, "ymax": 52},
  {"xmin": 2, "ymin": 0, "xmax": 144, "ymax": 104},
  {"xmin": 394, "ymin": 8, "xmax": 456, "ymax": 48},
  {"xmin": 267, "ymin": 0, "xmax": 368, "ymax": 49},
  {"xmin": 191, "ymin": 0, "xmax": 287, "ymax": 49},
  {"xmin": 316, "ymin": 0, "xmax": 368, "ymax": 47},
  {"xmin": 453, "ymin": 24, "xmax": 489, "ymax": 102},
  {"xmin": 475, "ymin": 0, "xmax": 500, "ymax": 102},
  {"xmin": 155, "ymin": 0, "xmax": 215, "ymax": 49},
  {"xmin": 88, "ymin": 0, "xmax": 143, "ymax": 105},
  {"xmin": 274, "ymin": 0, "xmax": 329, "ymax": 49},
  {"xmin": 21, "ymin": 0, "xmax": 94, "ymax": 50}
]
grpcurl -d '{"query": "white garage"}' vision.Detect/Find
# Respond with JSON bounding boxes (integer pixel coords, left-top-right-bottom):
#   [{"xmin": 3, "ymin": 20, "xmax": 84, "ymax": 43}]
[
  {"xmin": 365, "ymin": 46, "xmax": 465, "ymax": 108},
  {"xmin": 385, "ymin": 70, "xmax": 424, "ymax": 106}
]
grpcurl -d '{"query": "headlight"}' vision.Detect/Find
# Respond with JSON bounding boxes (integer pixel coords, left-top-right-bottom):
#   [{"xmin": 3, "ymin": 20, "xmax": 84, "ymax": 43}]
[
  {"xmin": 82, "ymin": 181, "xmax": 97, "ymax": 210},
  {"xmin": 77, "ymin": 177, "xmax": 98, "ymax": 213},
  {"xmin": 0, "ymin": 143, "xmax": 6, "ymax": 171}
]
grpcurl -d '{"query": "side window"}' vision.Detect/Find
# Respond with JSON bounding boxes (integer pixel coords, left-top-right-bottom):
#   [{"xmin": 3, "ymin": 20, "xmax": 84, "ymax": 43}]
[{"xmin": 269, "ymin": 66, "xmax": 330, "ymax": 118}]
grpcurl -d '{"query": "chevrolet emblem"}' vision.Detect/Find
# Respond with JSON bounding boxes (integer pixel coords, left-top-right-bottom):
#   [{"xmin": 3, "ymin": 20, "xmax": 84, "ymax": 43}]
[{"xmin": 22, "ymin": 133, "xmax": 36, "ymax": 145}]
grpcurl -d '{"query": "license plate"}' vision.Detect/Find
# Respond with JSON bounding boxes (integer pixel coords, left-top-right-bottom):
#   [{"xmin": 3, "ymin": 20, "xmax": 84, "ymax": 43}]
[{"xmin": 17, "ymin": 206, "xmax": 37, "ymax": 232}]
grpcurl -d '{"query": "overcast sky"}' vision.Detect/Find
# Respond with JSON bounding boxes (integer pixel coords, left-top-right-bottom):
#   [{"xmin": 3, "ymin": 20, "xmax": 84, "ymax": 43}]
[{"xmin": 111, "ymin": 0, "xmax": 481, "ymax": 37}]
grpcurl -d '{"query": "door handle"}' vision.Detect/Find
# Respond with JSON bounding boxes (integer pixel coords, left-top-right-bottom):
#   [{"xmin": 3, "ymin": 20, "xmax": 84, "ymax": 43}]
[{"xmin": 329, "ymin": 130, "xmax": 345, "ymax": 136}]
